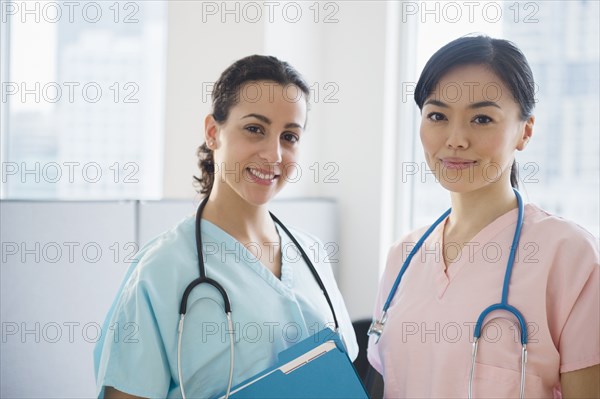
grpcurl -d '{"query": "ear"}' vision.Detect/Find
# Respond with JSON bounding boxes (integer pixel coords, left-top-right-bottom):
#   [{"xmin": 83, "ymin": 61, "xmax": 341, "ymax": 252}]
[
  {"xmin": 204, "ymin": 114, "xmax": 219, "ymax": 149},
  {"xmin": 516, "ymin": 115, "xmax": 534, "ymax": 151}
]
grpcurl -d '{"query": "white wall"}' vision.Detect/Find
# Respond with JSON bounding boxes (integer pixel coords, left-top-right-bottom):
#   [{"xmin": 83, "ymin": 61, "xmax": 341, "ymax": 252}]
[
  {"xmin": 0, "ymin": 201, "xmax": 136, "ymax": 398},
  {"xmin": 163, "ymin": 1, "xmax": 265, "ymax": 199},
  {"xmin": 163, "ymin": 1, "xmax": 398, "ymax": 320},
  {"xmin": 308, "ymin": 2, "xmax": 388, "ymax": 319}
]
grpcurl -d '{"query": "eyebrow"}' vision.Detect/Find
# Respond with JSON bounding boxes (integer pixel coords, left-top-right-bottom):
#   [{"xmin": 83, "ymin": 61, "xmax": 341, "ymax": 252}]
[
  {"xmin": 424, "ymin": 99, "xmax": 502, "ymax": 110},
  {"xmin": 242, "ymin": 113, "xmax": 303, "ymax": 129}
]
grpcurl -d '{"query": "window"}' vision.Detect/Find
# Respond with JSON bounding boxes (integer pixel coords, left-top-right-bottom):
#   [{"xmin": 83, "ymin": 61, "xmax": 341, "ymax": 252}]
[{"xmin": 1, "ymin": 0, "xmax": 167, "ymax": 199}]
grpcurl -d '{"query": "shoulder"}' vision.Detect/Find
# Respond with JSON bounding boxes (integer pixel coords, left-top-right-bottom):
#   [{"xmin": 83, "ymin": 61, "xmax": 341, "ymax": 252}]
[
  {"xmin": 387, "ymin": 224, "xmax": 434, "ymax": 261},
  {"xmin": 523, "ymin": 203, "xmax": 599, "ymax": 259},
  {"xmin": 523, "ymin": 204, "xmax": 598, "ymax": 305},
  {"xmin": 278, "ymin": 224, "xmax": 341, "ymax": 283},
  {"xmin": 284, "ymin": 225, "xmax": 325, "ymax": 247},
  {"xmin": 524, "ymin": 204, "xmax": 596, "ymax": 238},
  {"xmin": 279, "ymin": 224, "xmax": 331, "ymax": 260},
  {"xmin": 125, "ymin": 215, "xmax": 197, "ymax": 289},
  {"xmin": 140, "ymin": 214, "xmax": 196, "ymax": 256},
  {"xmin": 378, "ymin": 224, "xmax": 439, "ymax": 290}
]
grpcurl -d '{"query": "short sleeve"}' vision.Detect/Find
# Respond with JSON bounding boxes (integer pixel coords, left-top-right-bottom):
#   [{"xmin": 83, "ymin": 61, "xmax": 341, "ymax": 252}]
[
  {"xmin": 547, "ymin": 226, "xmax": 600, "ymax": 373},
  {"xmin": 558, "ymin": 262, "xmax": 600, "ymax": 373},
  {"xmin": 94, "ymin": 268, "xmax": 171, "ymax": 398}
]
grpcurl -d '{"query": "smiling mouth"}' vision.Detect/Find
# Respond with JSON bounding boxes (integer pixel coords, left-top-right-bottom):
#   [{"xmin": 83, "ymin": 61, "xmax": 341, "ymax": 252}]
[{"xmin": 247, "ymin": 167, "xmax": 279, "ymax": 182}]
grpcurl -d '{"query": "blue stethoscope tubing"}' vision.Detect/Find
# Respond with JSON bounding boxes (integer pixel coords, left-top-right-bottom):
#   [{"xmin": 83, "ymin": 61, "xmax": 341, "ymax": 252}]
[
  {"xmin": 368, "ymin": 188, "xmax": 528, "ymax": 398},
  {"xmin": 177, "ymin": 197, "xmax": 340, "ymax": 399}
]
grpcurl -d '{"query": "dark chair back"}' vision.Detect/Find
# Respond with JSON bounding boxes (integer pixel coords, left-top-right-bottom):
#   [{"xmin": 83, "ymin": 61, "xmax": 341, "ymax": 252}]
[{"xmin": 352, "ymin": 319, "xmax": 384, "ymax": 399}]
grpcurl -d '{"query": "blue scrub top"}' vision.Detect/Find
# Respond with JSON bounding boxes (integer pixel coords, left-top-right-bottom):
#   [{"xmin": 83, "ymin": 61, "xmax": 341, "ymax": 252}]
[{"xmin": 94, "ymin": 216, "xmax": 358, "ymax": 398}]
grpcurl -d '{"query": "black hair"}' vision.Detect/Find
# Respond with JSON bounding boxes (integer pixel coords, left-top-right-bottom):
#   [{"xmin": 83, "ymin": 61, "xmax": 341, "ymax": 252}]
[
  {"xmin": 194, "ymin": 55, "xmax": 310, "ymax": 195},
  {"xmin": 414, "ymin": 35, "xmax": 535, "ymax": 189}
]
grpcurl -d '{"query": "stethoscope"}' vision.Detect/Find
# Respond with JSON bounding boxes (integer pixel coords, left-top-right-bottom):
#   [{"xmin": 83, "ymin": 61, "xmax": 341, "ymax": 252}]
[
  {"xmin": 368, "ymin": 188, "xmax": 528, "ymax": 399},
  {"xmin": 177, "ymin": 197, "xmax": 340, "ymax": 399}
]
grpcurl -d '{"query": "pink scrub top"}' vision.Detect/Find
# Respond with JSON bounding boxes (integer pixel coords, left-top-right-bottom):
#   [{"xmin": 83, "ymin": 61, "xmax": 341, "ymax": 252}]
[{"xmin": 367, "ymin": 204, "xmax": 599, "ymax": 398}]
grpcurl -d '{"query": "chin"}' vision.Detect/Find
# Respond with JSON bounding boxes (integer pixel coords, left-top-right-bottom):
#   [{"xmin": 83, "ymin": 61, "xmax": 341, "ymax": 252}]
[
  {"xmin": 241, "ymin": 187, "xmax": 282, "ymax": 207},
  {"xmin": 441, "ymin": 179, "xmax": 498, "ymax": 196},
  {"xmin": 438, "ymin": 180, "xmax": 479, "ymax": 194}
]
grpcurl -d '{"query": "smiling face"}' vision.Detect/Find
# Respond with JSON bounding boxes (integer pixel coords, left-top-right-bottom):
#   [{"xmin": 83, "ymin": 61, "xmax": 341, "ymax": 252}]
[
  {"xmin": 205, "ymin": 81, "xmax": 307, "ymax": 207},
  {"xmin": 419, "ymin": 64, "xmax": 534, "ymax": 194}
]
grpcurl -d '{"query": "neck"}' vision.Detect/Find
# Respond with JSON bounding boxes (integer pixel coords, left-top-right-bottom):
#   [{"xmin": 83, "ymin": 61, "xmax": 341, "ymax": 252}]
[
  {"xmin": 201, "ymin": 184, "xmax": 276, "ymax": 243},
  {"xmin": 447, "ymin": 182, "xmax": 518, "ymax": 238}
]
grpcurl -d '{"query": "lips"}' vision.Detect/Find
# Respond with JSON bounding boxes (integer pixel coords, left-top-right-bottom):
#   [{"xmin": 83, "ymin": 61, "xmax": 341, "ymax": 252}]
[
  {"xmin": 246, "ymin": 167, "xmax": 280, "ymax": 185},
  {"xmin": 440, "ymin": 158, "xmax": 478, "ymax": 170}
]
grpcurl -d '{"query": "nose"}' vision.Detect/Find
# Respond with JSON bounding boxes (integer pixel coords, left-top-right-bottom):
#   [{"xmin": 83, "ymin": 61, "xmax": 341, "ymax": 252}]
[
  {"xmin": 258, "ymin": 136, "xmax": 282, "ymax": 164},
  {"xmin": 445, "ymin": 122, "xmax": 469, "ymax": 150}
]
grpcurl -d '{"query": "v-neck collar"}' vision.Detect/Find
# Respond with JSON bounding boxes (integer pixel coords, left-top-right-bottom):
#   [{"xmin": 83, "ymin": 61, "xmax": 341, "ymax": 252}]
[
  {"xmin": 200, "ymin": 219, "xmax": 295, "ymax": 296},
  {"xmin": 432, "ymin": 204, "xmax": 528, "ymax": 298}
]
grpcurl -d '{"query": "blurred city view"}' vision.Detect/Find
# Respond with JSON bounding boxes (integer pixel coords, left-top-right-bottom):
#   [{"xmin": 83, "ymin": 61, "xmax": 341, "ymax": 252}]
[
  {"xmin": 2, "ymin": 1, "xmax": 598, "ymax": 236},
  {"xmin": 2, "ymin": 1, "xmax": 166, "ymax": 199}
]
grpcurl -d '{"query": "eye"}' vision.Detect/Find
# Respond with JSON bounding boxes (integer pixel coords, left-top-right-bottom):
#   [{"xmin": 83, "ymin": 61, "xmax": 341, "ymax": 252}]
[
  {"xmin": 245, "ymin": 125, "xmax": 264, "ymax": 135},
  {"xmin": 472, "ymin": 115, "xmax": 493, "ymax": 124},
  {"xmin": 426, "ymin": 112, "xmax": 446, "ymax": 122},
  {"xmin": 281, "ymin": 132, "xmax": 299, "ymax": 144}
]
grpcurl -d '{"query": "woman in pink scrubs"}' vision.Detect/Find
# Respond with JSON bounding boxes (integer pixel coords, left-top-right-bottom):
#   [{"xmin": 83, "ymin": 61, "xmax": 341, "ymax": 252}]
[{"xmin": 367, "ymin": 35, "xmax": 599, "ymax": 398}]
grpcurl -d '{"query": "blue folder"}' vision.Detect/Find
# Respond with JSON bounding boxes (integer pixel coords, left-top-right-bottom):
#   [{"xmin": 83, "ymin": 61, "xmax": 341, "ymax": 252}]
[{"xmin": 218, "ymin": 328, "xmax": 369, "ymax": 398}]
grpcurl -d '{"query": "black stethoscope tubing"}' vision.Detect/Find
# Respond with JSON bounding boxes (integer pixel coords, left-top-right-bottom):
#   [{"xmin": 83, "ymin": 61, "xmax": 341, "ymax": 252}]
[{"xmin": 179, "ymin": 196, "xmax": 340, "ymax": 329}]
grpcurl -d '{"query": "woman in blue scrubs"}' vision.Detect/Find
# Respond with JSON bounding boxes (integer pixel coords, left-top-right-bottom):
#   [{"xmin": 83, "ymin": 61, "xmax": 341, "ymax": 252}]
[{"xmin": 94, "ymin": 55, "xmax": 358, "ymax": 399}]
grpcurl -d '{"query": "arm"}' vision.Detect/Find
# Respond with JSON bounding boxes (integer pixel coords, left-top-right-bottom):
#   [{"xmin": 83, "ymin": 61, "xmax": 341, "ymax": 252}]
[
  {"xmin": 104, "ymin": 386, "xmax": 147, "ymax": 399},
  {"xmin": 561, "ymin": 364, "xmax": 600, "ymax": 399}
]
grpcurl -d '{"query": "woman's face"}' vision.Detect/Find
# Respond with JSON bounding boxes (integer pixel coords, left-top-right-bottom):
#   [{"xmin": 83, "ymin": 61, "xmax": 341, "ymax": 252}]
[
  {"xmin": 419, "ymin": 64, "xmax": 534, "ymax": 194},
  {"xmin": 206, "ymin": 81, "xmax": 307, "ymax": 206}
]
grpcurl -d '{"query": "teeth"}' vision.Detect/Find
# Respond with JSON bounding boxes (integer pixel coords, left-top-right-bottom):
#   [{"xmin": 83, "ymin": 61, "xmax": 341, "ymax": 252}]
[{"xmin": 248, "ymin": 168, "xmax": 275, "ymax": 180}]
